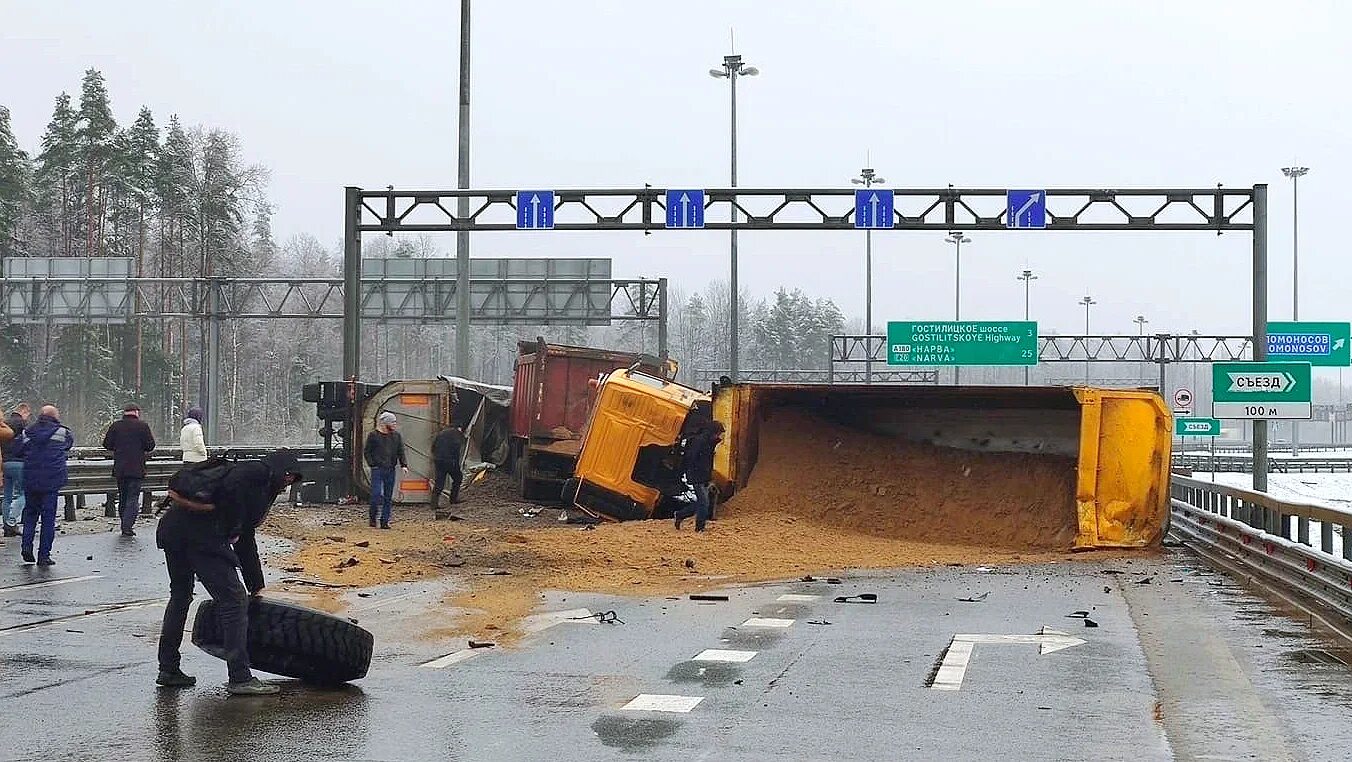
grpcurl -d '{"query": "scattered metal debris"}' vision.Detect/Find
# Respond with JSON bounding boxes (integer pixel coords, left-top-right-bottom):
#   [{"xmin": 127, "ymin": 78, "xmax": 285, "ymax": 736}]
[{"xmin": 957, "ymin": 592, "xmax": 989, "ymax": 603}]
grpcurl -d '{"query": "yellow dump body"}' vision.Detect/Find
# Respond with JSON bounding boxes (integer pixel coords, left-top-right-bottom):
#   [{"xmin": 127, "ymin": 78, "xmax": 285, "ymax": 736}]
[
  {"xmin": 710, "ymin": 384, "xmax": 1171, "ymax": 550},
  {"xmin": 567, "ymin": 370, "xmax": 709, "ymax": 521}
]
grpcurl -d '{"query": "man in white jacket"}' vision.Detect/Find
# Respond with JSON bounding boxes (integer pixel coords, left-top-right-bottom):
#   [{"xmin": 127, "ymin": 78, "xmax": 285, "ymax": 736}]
[{"xmin": 180, "ymin": 407, "xmax": 207, "ymax": 464}]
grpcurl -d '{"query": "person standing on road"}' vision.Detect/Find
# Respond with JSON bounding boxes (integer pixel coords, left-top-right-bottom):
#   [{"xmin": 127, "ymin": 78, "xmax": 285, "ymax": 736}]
[
  {"xmin": 363, "ymin": 411, "xmax": 406, "ymax": 529},
  {"xmin": 102, "ymin": 403, "xmax": 157, "ymax": 537},
  {"xmin": 2, "ymin": 403, "xmax": 30, "ymax": 537},
  {"xmin": 156, "ymin": 450, "xmax": 302, "ymax": 695},
  {"xmin": 180, "ymin": 407, "xmax": 207, "ymax": 464},
  {"xmin": 14, "ymin": 405, "xmax": 74, "ymax": 565},
  {"xmin": 674, "ymin": 420, "xmax": 723, "ymax": 533},
  {"xmin": 431, "ymin": 423, "xmax": 465, "ymax": 511}
]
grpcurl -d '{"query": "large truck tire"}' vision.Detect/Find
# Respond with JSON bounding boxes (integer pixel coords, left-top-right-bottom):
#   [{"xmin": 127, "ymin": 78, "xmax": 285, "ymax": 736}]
[{"xmin": 192, "ymin": 597, "xmax": 374, "ymax": 685}]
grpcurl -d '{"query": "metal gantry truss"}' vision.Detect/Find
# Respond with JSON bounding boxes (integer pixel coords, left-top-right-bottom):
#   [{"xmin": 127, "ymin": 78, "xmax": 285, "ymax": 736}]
[
  {"xmin": 832, "ymin": 334, "xmax": 1256, "ymax": 365},
  {"xmin": 829, "ymin": 334, "xmax": 1259, "ymax": 389},
  {"xmin": 0, "ymin": 276, "xmax": 665, "ymax": 323},
  {"xmin": 352, "ymin": 186, "xmax": 1258, "ymax": 232}
]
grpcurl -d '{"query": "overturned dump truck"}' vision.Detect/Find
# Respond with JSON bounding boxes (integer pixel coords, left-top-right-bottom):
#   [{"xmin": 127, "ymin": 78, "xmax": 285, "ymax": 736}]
[{"xmin": 567, "ymin": 373, "xmax": 1172, "ymax": 551}]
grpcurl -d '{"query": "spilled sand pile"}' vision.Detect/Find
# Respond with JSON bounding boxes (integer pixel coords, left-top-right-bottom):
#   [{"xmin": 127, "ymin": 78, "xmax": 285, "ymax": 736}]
[{"xmin": 265, "ymin": 416, "xmax": 1099, "ymax": 643}]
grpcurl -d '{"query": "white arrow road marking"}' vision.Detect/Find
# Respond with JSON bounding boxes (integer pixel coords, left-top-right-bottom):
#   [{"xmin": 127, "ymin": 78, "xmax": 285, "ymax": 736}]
[
  {"xmin": 693, "ymin": 649, "xmax": 757, "ymax": 663},
  {"xmin": 930, "ymin": 626, "xmax": 1086, "ymax": 691}
]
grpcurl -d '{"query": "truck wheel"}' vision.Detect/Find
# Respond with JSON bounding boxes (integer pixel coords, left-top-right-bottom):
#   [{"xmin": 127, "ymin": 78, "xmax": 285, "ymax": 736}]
[{"xmin": 192, "ymin": 598, "xmax": 374, "ymax": 685}]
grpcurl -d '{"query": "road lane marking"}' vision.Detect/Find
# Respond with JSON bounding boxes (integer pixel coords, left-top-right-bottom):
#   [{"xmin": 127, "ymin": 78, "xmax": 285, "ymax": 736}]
[
  {"xmin": 742, "ymin": 617, "xmax": 794, "ymax": 628},
  {"xmin": 522, "ymin": 608, "xmax": 597, "ymax": 634},
  {"xmin": 621, "ymin": 694, "xmax": 704, "ymax": 713},
  {"xmin": 0, "ymin": 574, "xmax": 103, "ymax": 593},
  {"xmin": 693, "ymin": 649, "xmax": 757, "ymax": 663},
  {"xmin": 0, "ymin": 597, "xmax": 167, "ymax": 637},
  {"xmin": 776, "ymin": 594, "xmax": 821, "ymax": 602},
  {"xmin": 420, "ymin": 649, "xmax": 483, "ymax": 669},
  {"xmin": 930, "ymin": 627, "xmax": 1087, "ymax": 691}
]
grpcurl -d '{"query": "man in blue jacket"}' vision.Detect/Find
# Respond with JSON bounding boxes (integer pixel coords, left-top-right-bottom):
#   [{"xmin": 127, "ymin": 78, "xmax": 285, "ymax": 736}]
[{"xmin": 14, "ymin": 405, "xmax": 74, "ymax": 566}]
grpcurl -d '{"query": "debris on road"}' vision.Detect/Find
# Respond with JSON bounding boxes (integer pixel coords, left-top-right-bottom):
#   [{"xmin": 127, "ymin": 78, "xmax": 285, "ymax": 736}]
[
  {"xmin": 806, "ymin": 620, "xmax": 832, "ymax": 626},
  {"xmin": 834, "ymin": 593, "xmax": 878, "ymax": 604},
  {"xmin": 689, "ymin": 594, "xmax": 729, "ymax": 602},
  {"xmin": 957, "ymin": 592, "xmax": 989, "ymax": 603},
  {"xmin": 468, "ymin": 640, "xmax": 496, "ymax": 649},
  {"xmin": 1084, "ymin": 619, "xmax": 1099, "ymax": 628},
  {"xmin": 353, "ymin": 540, "xmax": 370, "ymax": 548},
  {"xmin": 335, "ymin": 556, "xmax": 360, "ymax": 569}
]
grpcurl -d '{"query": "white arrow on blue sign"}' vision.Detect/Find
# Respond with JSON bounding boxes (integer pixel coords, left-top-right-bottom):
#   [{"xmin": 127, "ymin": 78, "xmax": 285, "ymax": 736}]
[
  {"xmin": 854, "ymin": 189, "xmax": 895, "ymax": 229},
  {"xmin": 1006, "ymin": 189, "xmax": 1047, "ymax": 229},
  {"xmin": 515, "ymin": 191, "xmax": 555, "ymax": 230},
  {"xmin": 665, "ymin": 189, "xmax": 705, "ymax": 229}
]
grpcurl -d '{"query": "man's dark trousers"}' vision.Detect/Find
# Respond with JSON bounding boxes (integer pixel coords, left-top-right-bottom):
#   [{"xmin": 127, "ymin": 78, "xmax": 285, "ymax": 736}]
[
  {"xmin": 21, "ymin": 490, "xmax": 58, "ymax": 560},
  {"xmin": 431, "ymin": 461, "xmax": 462, "ymax": 509},
  {"xmin": 158, "ymin": 543, "xmax": 253, "ymax": 684},
  {"xmin": 117, "ymin": 477, "xmax": 143, "ymax": 533}
]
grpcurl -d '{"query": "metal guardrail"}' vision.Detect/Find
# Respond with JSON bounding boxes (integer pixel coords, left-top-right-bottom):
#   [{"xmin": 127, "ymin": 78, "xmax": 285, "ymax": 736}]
[
  {"xmin": 1181, "ymin": 443, "xmax": 1352, "ymax": 455},
  {"xmin": 1172, "ymin": 454, "xmax": 1352, "ymax": 474},
  {"xmin": 1170, "ymin": 474, "xmax": 1352, "ymax": 637},
  {"xmin": 53, "ymin": 446, "xmax": 327, "ymax": 520}
]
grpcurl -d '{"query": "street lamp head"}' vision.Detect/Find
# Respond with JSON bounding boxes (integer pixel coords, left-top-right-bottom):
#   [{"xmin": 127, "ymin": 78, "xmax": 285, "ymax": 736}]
[
  {"xmin": 851, "ymin": 178, "xmax": 864, "ymax": 185},
  {"xmin": 1018, "ymin": 269, "xmax": 1037, "ymax": 281},
  {"xmin": 739, "ymin": 65, "xmax": 760, "ymax": 77},
  {"xmin": 946, "ymin": 231, "xmax": 970, "ymax": 245},
  {"xmin": 1281, "ymin": 166, "xmax": 1310, "ymax": 179},
  {"xmin": 709, "ymin": 68, "xmax": 729, "ymax": 78}
]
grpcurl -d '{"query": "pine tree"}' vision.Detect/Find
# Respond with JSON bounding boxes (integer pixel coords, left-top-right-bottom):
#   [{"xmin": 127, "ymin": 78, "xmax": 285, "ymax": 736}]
[
  {"xmin": 33, "ymin": 92, "xmax": 80, "ymax": 257},
  {"xmin": 0, "ymin": 105, "xmax": 30, "ymax": 256},
  {"xmin": 75, "ymin": 68, "xmax": 116, "ymax": 257}
]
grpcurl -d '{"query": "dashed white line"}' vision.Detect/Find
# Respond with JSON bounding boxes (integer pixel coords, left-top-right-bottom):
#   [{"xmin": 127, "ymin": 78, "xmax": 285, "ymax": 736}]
[
  {"xmin": 621, "ymin": 694, "xmax": 704, "ymax": 713},
  {"xmin": 522, "ymin": 608, "xmax": 597, "ymax": 634},
  {"xmin": 776, "ymin": 594, "xmax": 821, "ymax": 603},
  {"xmin": 693, "ymin": 649, "xmax": 757, "ymax": 663},
  {"xmin": 420, "ymin": 649, "xmax": 482, "ymax": 669},
  {"xmin": 0, "ymin": 574, "xmax": 103, "ymax": 593},
  {"xmin": 742, "ymin": 617, "xmax": 795, "ymax": 628}
]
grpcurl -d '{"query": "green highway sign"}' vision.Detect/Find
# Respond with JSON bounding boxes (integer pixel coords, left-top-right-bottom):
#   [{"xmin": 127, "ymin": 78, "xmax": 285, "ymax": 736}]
[
  {"xmin": 1211, "ymin": 361, "xmax": 1312, "ymax": 420},
  {"xmin": 887, "ymin": 321, "xmax": 1038, "ymax": 366},
  {"xmin": 1174, "ymin": 417, "xmax": 1221, "ymax": 437},
  {"xmin": 1266, "ymin": 321, "xmax": 1351, "ymax": 367}
]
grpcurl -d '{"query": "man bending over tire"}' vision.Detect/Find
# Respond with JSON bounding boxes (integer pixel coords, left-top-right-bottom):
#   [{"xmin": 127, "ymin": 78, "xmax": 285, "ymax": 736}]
[{"xmin": 155, "ymin": 451, "xmax": 302, "ymax": 695}]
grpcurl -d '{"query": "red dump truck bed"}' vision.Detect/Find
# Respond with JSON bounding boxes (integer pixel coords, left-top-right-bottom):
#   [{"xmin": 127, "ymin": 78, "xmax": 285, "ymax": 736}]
[{"xmin": 511, "ymin": 339, "xmax": 668, "ymax": 501}]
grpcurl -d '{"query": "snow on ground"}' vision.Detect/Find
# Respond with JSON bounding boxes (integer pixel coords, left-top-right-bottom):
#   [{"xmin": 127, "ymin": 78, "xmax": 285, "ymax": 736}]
[{"xmin": 1186, "ymin": 472, "xmax": 1352, "ymax": 557}]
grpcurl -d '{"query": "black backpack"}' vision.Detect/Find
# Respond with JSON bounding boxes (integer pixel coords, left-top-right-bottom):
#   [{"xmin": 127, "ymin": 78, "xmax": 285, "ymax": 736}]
[{"xmin": 168, "ymin": 457, "xmax": 234, "ymax": 504}]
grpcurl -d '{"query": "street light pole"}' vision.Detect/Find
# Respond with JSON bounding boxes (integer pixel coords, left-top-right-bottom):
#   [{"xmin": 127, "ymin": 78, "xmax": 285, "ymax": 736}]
[
  {"xmin": 946, "ymin": 231, "xmax": 971, "ymax": 384},
  {"xmin": 1017, "ymin": 269, "xmax": 1037, "ymax": 385},
  {"xmin": 1080, "ymin": 295, "xmax": 1097, "ymax": 384},
  {"xmin": 1282, "ymin": 165, "xmax": 1308, "ymax": 456},
  {"xmin": 1135, "ymin": 314, "xmax": 1148, "ymax": 388},
  {"xmin": 852, "ymin": 167, "xmax": 885, "ymax": 383},
  {"xmin": 710, "ymin": 54, "xmax": 759, "ymax": 381},
  {"xmin": 454, "ymin": 0, "xmax": 472, "ymax": 376}
]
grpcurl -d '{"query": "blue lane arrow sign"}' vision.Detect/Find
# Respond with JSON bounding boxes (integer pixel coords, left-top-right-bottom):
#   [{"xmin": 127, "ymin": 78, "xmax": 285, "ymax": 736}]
[
  {"xmin": 854, "ymin": 189, "xmax": 895, "ymax": 229},
  {"xmin": 1006, "ymin": 189, "xmax": 1047, "ymax": 229},
  {"xmin": 516, "ymin": 190, "xmax": 555, "ymax": 230},
  {"xmin": 665, "ymin": 189, "xmax": 705, "ymax": 229}
]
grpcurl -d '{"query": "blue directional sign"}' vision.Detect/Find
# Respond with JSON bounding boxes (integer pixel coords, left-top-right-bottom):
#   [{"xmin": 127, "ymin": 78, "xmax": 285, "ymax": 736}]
[
  {"xmin": 854, "ymin": 189, "xmax": 894, "ymax": 229},
  {"xmin": 665, "ymin": 189, "xmax": 705, "ymax": 229},
  {"xmin": 516, "ymin": 190, "xmax": 555, "ymax": 230},
  {"xmin": 1006, "ymin": 189, "xmax": 1047, "ymax": 229}
]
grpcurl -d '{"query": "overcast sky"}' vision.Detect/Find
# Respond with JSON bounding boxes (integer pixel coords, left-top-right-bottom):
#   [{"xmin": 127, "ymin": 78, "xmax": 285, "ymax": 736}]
[{"xmin": 3, "ymin": 0, "xmax": 1349, "ymax": 339}]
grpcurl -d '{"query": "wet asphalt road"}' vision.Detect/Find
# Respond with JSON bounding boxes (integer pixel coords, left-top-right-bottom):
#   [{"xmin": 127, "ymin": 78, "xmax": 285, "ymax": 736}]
[{"xmin": 3, "ymin": 530, "xmax": 1352, "ymax": 761}]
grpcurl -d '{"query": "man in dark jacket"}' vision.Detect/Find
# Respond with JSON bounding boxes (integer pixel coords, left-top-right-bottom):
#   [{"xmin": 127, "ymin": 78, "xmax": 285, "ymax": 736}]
[
  {"xmin": 14, "ymin": 405, "xmax": 73, "ymax": 565},
  {"xmin": 156, "ymin": 450, "xmax": 301, "ymax": 695},
  {"xmin": 1, "ymin": 403, "xmax": 29, "ymax": 536},
  {"xmin": 363, "ymin": 412, "xmax": 406, "ymax": 529},
  {"xmin": 674, "ymin": 420, "xmax": 724, "ymax": 533},
  {"xmin": 102, "ymin": 403, "xmax": 157, "ymax": 537},
  {"xmin": 430, "ymin": 423, "xmax": 465, "ymax": 510}
]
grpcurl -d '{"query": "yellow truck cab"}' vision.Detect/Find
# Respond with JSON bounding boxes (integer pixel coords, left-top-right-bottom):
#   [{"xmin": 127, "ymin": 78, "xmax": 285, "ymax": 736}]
[{"xmin": 565, "ymin": 368, "xmax": 711, "ymax": 521}]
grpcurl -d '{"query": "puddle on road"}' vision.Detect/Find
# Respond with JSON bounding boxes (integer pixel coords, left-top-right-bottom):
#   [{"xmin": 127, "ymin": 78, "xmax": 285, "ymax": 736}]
[
  {"xmin": 719, "ymin": 627, "xmax": 784, "ymax": 649},
  {"xmin": 1281, "ymin": 648, "xmax": 1349, "ymax": 667},
  {"xmin": 665, "ymin": 660, "xmax": 742, "ymax": 686},
  {"xmin": 592, "ymin": 714, "xmax": 680, "ymax": 751}
]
